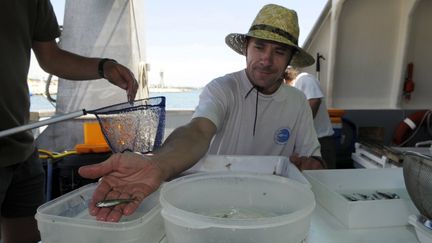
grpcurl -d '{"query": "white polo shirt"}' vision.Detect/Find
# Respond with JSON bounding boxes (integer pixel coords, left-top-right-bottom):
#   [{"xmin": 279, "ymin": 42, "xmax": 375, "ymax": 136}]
[
  {"xmin": 193, "ymin": 70, "xmax": 321, "ymax": 158},
  {"xmin": 291, "ymin": 72, "xmax": 334, "ymax": 138}
]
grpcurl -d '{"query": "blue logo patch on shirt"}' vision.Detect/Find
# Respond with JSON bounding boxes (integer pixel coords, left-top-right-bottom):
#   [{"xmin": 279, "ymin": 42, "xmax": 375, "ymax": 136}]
[{"xmin": 274, "ymin": 128, "xmax": 291, "ymax": 144}]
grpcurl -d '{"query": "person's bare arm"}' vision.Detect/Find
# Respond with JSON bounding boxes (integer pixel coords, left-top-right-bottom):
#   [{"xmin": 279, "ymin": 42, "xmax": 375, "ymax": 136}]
[
  {"xmin": 78, "ymin": 117, "xmax": 216, "ymax": 222},
  {"xmin": 308, "ymin": 98, "xmax": 321, "ymax": 118},
  {"xmin": 32, "ymin": 40, "xmax": 138, "ymax": 102},
  {"xmin": 290, "ymin": 154, "xmax": 325, "ymax": 170},
  {"xmin": 33, "ymin": 40, "xmax": 102, "ymax": 79},
  {"xmin": 154, "ymin": 117, "xmax": 217, "ymax": 179}
]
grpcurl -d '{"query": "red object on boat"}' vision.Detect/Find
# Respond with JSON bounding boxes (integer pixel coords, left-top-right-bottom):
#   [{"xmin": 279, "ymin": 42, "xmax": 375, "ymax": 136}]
[
  {"xmin": 392, "ymin": 110, "xmax": 428, "ymax": 145},
  {"xmin": 403, "ymin": 63, "xmax": 415, "ymax": 100}
]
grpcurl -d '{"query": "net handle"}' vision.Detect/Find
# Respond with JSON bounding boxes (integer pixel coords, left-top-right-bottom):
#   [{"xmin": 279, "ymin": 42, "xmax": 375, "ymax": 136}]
[{"xmin": 0, "ymin": 110, "xmax": 86, "ymax": 138}]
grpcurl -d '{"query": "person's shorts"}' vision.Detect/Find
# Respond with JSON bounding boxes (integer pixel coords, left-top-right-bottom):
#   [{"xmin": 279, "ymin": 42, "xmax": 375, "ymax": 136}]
[
  {"xmin": 0, "ymin": 149, "xmax": 45, "ymax": 218},
  {"xmin": 318, "ymin": 136, "xmax": 337, "ymax": 169}
]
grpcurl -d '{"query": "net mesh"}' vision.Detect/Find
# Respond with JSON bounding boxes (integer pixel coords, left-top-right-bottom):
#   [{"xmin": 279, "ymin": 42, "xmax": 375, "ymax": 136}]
[
  {"xmin": 89, "ymin": 96, "xmax": 165, "ymax": 153},
  {"xmin": 403, "ymin": 152, "xmax": 432, "ymax": 220}
]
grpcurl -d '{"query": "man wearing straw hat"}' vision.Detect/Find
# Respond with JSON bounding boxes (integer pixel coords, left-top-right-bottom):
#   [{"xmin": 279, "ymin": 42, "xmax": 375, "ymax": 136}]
[{"xmin": 79, "ymin": 4, "xmax": 324, "ymax": 222}]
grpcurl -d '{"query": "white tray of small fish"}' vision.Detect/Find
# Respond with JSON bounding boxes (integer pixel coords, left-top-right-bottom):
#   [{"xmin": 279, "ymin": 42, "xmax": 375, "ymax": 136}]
[{"xmin": 303, "ymin": 168, "xmax": 419, "ymax": 228}]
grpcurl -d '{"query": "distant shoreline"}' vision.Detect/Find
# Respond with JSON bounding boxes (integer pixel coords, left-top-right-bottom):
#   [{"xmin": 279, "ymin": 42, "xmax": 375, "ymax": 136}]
[
  {"xmin": 28, "ymin": 78, "xmax": 201, "ymax": 95},
  {"xmin": 28, "ymin": 79, "xmax": 57, "ymax": 95},
  {"xmin": 149, "ymin": 87, "xmax": 200, "ymax": 93},
  {"xmin": 31, "ymin": 88, "xmax": 200, "ymax": 111}
]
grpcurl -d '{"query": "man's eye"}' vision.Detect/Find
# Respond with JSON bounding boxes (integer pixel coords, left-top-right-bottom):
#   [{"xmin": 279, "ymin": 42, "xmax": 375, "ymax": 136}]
[
  {"xmin": 275, "ymin": 48, "xmax": 288, "ymax": 55},
  {"xmin": 254, "ymin": 45, "xmax": 264, "ymax": 49}
]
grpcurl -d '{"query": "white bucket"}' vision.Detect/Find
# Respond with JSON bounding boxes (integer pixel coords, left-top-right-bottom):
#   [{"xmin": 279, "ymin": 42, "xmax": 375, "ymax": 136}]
[{"xmin": 160, "ymin": 172, "xmax": 315, "ymax": 243}]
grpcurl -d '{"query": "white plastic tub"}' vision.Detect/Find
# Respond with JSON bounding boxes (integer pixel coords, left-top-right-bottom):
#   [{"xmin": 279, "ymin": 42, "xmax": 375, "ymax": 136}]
[
  {"xmin": 188, "ymin": 155, "xmax": 310, "ymax": 186},
  {"xmin": 160, "ymin": 172, "xmax": 315, "ymax": 243},
  {"xmin": 35, "ymin": 183, "xmax": 164, "ymax": 243}
]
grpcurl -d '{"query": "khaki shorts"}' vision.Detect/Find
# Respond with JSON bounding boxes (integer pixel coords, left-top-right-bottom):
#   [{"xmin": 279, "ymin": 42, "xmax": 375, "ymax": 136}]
[{"xmin": 0, "ymin": 149, "xmax": 45, "ymax": 218}]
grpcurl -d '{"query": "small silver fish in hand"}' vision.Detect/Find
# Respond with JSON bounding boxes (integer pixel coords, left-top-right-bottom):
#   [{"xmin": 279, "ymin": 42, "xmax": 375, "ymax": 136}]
[{"xmin": 96, "ymin": 198, "xmax": 136, "ymax": 208}]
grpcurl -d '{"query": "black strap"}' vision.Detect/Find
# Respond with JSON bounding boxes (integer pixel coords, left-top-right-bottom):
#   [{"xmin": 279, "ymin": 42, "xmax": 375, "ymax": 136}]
[
  {"xmin": 249, "ymin": 24, "xmax": 298, "ymax": 45},
  {"xmin": 245, "ymin": 85, "xmax": 260, "ymax": 136},
  {"xmin": 98, "ymin": 58, "xmax": 117, "ymax": 79}
]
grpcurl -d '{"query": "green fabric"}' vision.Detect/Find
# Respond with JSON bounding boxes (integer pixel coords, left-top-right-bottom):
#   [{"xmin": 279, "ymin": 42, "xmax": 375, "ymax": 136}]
[{"xmin": 0, "ymin": 0, "xmax": 60, "ymax": 166}]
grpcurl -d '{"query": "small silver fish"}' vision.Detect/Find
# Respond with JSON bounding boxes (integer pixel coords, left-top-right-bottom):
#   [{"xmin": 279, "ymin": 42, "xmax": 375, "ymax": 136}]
[
  {"xmin": 376, "ymin": 191, "xmax": 399, "ymax": 199},
  {"xmin": 353, "ymin": 193, "xmax": 369, "ymax": 200},
  {"xmin": 96, "ymin": 198, "xmax": 135, "ymax": 208},
  {"xmin": 342, "ymin": 194, "xmax": 358, "ymax": 201}
]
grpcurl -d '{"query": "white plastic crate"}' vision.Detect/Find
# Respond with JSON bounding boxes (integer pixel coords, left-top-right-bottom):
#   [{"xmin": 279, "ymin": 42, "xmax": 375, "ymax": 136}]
[
  {"xmin": 35, "ymin": 183, "xmax": 165, "ymax": 243},
  {"xmin": 187, "ymin": 155, "xmax": 310, "ymax": 186},
  {"xmin": 303, "ymin": 168, "xmax": 419, "ymax": 228}
]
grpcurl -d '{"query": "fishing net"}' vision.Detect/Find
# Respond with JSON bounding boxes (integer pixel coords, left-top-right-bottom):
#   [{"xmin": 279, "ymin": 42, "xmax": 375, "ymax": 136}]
[{"xmin": 90, "ymin": 96, "xmax": 165, "ymax": 154}]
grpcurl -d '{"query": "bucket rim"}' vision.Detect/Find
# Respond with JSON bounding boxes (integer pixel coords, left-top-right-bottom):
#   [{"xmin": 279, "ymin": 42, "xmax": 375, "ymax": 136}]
[{"xmin": 159, "ymin": 171, "xmax": 315, "ymax": 229}]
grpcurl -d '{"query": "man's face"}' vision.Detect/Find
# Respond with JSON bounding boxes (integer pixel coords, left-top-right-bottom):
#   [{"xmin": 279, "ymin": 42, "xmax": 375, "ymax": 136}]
[{"xmin": 245, "ymin": 37, "xmax": 294, "ymax": 94}]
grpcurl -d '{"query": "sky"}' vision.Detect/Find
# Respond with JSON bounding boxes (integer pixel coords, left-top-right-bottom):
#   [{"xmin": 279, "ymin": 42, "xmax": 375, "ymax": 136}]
[{"xmin": 30, "ymin": 0, "xmax": 328, "ymax": 87}]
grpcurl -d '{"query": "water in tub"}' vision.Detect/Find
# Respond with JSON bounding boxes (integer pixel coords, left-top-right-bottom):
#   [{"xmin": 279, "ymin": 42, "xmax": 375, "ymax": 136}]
[{"xmin": 199, "ymin": 206, "xmax": 279, "ymax": 219}]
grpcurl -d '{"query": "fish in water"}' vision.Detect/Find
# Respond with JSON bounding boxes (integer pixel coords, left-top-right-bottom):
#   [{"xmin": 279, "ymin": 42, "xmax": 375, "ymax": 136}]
[{"xmin": 96, "ymin": 198, "xmax": 136, "ymax": 208}]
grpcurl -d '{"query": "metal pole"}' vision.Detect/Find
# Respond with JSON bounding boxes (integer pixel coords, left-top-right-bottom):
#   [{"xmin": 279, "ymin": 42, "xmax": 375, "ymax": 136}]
[{"xmin": 0, "ymin": 110, "xmax": 85, "ymax": 138}]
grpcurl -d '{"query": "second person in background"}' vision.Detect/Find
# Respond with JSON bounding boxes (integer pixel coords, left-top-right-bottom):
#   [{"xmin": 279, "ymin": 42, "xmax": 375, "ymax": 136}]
[{"xmin": 285, "ymin": 66, "xmax": 336, "ymax": 168}]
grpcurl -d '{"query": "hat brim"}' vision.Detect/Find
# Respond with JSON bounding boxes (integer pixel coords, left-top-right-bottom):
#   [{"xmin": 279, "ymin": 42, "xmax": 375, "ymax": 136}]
[{"xmin": 225, "ymin": 33, "xmax": 315, "ymax": 68}]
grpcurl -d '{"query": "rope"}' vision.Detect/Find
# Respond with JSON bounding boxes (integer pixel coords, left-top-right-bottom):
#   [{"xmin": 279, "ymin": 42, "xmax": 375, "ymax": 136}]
[{"xmin": 38, "ymin": 149, "xmax": 77, "ymax": 160}]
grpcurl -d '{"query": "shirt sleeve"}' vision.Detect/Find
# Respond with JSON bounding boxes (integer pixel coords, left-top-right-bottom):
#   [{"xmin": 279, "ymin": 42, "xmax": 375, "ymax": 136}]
[
  {"xmin": 192, "ymin": 79, "xmax": 228, "ymax": 131},
  {"xmin": 294, "ymin": 73, "xmax": 324, "ymax": 100},
  {"xmin": 33, "ymin": 0, "xmax": 61, "ymax": 41}
]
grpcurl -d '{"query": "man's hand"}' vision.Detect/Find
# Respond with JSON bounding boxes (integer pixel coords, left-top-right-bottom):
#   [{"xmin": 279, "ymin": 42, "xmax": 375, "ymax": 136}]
[
  {"xmin": 290, "ymin": 154, "xmax": 325, "ymax": 171},
  {"xmin": 103, "ymin": 61, "xmax": 139, "ymax": 103},
  {"xmin": 78, "ymin": 152, "xmax": 164, "ymax": 222}
]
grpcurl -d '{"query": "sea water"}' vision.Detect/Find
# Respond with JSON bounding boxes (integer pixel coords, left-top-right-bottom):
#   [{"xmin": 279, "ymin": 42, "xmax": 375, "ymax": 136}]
[
  {"xmin": 150, "ymin": 90, "xmax": 201, "ymax": 110},
  {"xmin": 30, "ymin": 94, "xmax": 56, "ymax": 112}
]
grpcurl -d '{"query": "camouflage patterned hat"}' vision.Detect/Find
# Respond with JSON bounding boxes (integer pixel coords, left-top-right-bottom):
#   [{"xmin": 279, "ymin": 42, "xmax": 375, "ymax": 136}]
[{"xmin": 225, "ymin": 4, "xmax": 315, "ymax": 67}]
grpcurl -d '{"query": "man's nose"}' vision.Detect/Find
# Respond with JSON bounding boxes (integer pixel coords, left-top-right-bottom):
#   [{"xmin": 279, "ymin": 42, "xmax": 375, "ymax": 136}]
[{"xmin": 260, "ymin": 49, "xmax": 274, "ymax": 66}]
